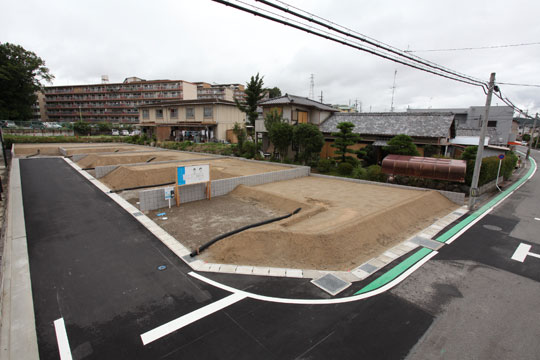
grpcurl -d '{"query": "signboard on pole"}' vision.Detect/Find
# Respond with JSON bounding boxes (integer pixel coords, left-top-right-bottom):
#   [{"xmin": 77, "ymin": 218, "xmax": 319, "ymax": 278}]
[
  {"xmin": 175, "ymin": 164, "xmax": 211, "ymax": 207},
  {"xmin": 177, "ymin": 165, "xmax": 210, "ymax": 185}
]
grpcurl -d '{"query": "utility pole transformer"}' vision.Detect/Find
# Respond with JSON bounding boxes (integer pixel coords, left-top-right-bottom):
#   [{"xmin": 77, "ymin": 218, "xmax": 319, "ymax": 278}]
[{"xmin": 468, "ymin": 72, "xmax": 496, "ymax": 210}]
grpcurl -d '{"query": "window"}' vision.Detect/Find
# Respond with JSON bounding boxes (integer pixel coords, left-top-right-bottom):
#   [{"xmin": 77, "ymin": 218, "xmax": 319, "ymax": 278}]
[
  {"xmin": 156, "ymin": 109, "xmax": 163, "ymax": 119},
  {"xmin": 170, "ymin": 108, "xmax": 178, "ymax": 119},
  {"xmin": 204, "ymin": 106, "xmax": 213, "ymax": 118},
  {"xmin": 142, "ymin": 110, "xmax": 149, "ymax": 119},
  {"xmin": 487, "ymin": 121, "xmax": 497, "ymax": 127},
  {"xmin": 186, "ymin": 107, "xmax": 194, "ymax": 119}
]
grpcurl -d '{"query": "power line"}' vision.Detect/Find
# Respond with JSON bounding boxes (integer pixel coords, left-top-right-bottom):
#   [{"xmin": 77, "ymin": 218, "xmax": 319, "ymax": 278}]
[
  {"xmin": 254, "ymin": 0, "xmax": 486, "ymax": 86},
  {"xmin": 405, "ymin": 42, "xmax": 540, "ymax": 53},
  {"xmin": 213, "ymin": 0, "xmax": 487, "ymax": 88},
  {"xmin": 496, "ymin": 82, "xmax": 540, "ymax": 88}
]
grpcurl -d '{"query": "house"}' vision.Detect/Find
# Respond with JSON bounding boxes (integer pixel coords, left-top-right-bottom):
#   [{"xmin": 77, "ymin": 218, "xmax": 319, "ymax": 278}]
[
  {"xmin": 408, "ymin": 106, "xmax": 514, "ymax": 146},
  {"xmin": 138, "ymin": 99, "xmax": 246, "ymax": 142},
  {"xmin": 255, "ymin": 94, "xmax": 338, "ymax": 155},
  {"xmin": 319, "ymin": 112, "xmax": 456, "ymax": 159}
]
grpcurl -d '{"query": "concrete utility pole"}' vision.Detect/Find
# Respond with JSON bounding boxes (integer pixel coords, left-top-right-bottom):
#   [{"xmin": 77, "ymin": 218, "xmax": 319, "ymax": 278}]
[
  {"xmin": 469, "ymin": 72, "xmax": 496, "ymax": 210},
  {"xmin": 526, "ymin": 113, "xmax": 538, "ymax": 159}
]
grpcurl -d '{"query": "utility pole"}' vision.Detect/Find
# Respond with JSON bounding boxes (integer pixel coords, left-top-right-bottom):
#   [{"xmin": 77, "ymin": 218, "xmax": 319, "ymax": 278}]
[
  {"xmin": 390, "ymin": 69, "xmax": 397, "ymax": 112},
  {"xmin": 526, "ymin": 113, "xmax": 538, "ymax": 159},
  {"xmin": 469, "ymin": 72, "xmax": 496, "ymax": 210}
]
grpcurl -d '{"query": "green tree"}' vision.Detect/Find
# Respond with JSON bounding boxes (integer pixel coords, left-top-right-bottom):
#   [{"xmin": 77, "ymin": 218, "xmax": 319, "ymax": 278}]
[
  {"xmin": 73, "ymin": 121, "xmax": 91, "ymax": 135},
  {"xmin": 522, "ymin": 134, "xmax": 531, "ymax": 142},
  {"xmin": 268, "ymin": 121, "xmax": 293, "ymax": 161},
  {"xmin": 331, "ymin": 122, "xmax": 361, "ymax": 162},
  {"xmin": 460, "ymin": 146, "xmax": 477, "ymax": 161},
  {"xmin": 293, "ymin": 123, "xmax": 324, "ymax": 165},
  {"xmin": 356, "ymin": 144, "xmax": 377, "ymax": 165},
  {"xmin": 236, "ymin": 73, "xmax": 265, "ymax": 128},
  {"xmin": 383, "ymin": 134, "xmax": 420, "ymax": 156},
  {"xmin": 267, "ymin": 86, "xmax": 282, "ymax": 98},
  {"xmin": 264, "ymin": 107, "xmax": 282, "ymax": 133},
  {"xmin": 0, "ymin": 43, "xmax": 54, "ymax": 120},
  {"xmin": 97, "ymin": 122, "xmax": 112, "ymax": 133},
  {"xmin": 232, "ymin": 122, "xmax": 247, "ymax": 153}
]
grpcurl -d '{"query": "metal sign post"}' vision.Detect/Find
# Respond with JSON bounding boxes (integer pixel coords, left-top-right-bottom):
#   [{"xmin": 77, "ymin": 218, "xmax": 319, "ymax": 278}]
[{"xmin": 496, "ymin": 154, "xmax": 505, "ymax": 192}]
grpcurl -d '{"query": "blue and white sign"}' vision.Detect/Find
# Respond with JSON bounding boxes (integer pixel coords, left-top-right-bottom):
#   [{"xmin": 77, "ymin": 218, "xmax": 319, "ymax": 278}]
[{"xmin": 177, "ymin": 164, "xmax": 210, "ymax": 185}]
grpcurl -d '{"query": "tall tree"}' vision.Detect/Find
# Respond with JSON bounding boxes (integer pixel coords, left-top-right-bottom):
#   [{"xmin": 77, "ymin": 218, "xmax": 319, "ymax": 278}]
[
  {"xmin": 0, "ymin": 43, "xmax": 54, "ymax": 120},
  {"xmin": 383, "ymin": 134, "xmax": 420, "ymax": 156},
  {"xmin": 235, "ymin": 73, "xmax": 265, "ymax": 127},
  {"xmin": 267, "ymin": 86, "xmax": 282, "ymax": 99},
  {"xmin": 268, "ymin": 121, "xmax": 293, "ymax": 161},
  {"xmin": 331, "ymin": 122, "xmax": 361, "ymax": 162},
  {"xmin": 293, "ymin": 123, "xmax": 324, "ymax": 165}
]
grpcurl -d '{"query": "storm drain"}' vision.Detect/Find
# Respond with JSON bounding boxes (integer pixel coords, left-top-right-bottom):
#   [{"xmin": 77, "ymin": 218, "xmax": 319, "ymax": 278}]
[
  {"xmin": 410, "ymin": 236, "xmax": 444, "ymax": 250},
  {"xmin": 311, "ymin": 273, "xmax": 351, "ymax": 296},
  {"xmin": 358, "ymin": 262, "xmax": 379, "ymax": 274},
  {"xmin": 132, "ymin": 212, "xmax": 143, "ymax": 217}
]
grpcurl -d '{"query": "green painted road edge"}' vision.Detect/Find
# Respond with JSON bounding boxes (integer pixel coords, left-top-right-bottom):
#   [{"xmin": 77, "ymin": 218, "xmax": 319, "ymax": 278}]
[{"xmin": 355, "ymin": 155, "xmax": 537, "ymax": 295}]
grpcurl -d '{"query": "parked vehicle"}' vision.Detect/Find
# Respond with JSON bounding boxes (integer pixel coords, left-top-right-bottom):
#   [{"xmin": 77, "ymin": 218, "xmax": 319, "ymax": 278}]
[
  {"xmin": 112, "ymin": 129, "xmax": 120, "ymax": 136},
  {"xmin": 130, "ymin": 129, "xmax": 141, "ymax": 136},
  {"xmin": 1, "ymin": 120, "xmax": 17, "ymax": 128},
  {"xmin": 121, "ymin": 129, "xmax": 130, "ymax": 136}
]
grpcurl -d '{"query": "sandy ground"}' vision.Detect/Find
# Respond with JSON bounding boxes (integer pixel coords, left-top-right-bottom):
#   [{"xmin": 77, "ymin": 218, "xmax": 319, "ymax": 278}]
[
  {"xmin": 203, "ymin": 178, "xmax": 457, "ymax": 270},
  {"xmin": 100, "ymin": 158, "xmax": 290, "ymax": 190},
  {"xmin": 143, "ymin": 177, "xmax": 458, "ymax": 271},
  {"xmin": 64, "ymin": 146, "xmax": 143, "ymax": 155},
  {"xmin": 13, "ymin": 143, "xmax": 144, "ymax": 156},
  {"xmin": 76, "ymin": 151, "xmax": 217, "ymax": 168}
]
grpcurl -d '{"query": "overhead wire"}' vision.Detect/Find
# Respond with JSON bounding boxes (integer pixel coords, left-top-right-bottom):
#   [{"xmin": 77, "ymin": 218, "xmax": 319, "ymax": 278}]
[
  {"xmin": 405, "ymin": 42, "xmax": 540, "ymax": 53},
  {"xmin": 214, "ymin": 0, "xmax": 536, "ymax": 117},
  {"xmin": 214, "ymin": 0, "xmax": 487, "ymax": 88},
  {"xmin": 254, "ymin": 0, "xmax": 487, "ymax": 86}
]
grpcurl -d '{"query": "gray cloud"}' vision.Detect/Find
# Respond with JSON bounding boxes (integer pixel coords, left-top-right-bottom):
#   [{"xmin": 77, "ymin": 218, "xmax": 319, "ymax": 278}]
[{"xmin": 2, "ymin": 0, "xmax": 539, "ymax": 114}]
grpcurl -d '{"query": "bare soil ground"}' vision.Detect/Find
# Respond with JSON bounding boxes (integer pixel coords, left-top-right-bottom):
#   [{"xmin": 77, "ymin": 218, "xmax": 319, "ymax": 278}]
[
  {"xmin": 76, "ymin": 151, "xmax": 217, "ymax": 168},
  {"xmin": 100, "ymin": 158, "xmax": 290, "ymax": 190},
  {"xmin": 65, "ymin": 146, "xmax": 142, "ymax": 155},
  {"xmin": 144, "ymin": 177, "xmax": 458, "ymax": 271},
  {"xmin": 13, "ymin": 143, "xmax": 134, "ymax": 156}
]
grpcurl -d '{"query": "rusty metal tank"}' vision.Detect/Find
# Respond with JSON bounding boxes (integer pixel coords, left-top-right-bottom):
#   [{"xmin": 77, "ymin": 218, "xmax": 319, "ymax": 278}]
[{"xmin": 381, "ymin": 154, "xmax": 467, "ymax": 183}]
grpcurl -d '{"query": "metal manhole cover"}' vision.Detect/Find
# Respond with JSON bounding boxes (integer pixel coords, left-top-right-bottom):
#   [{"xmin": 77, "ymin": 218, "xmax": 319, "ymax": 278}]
[
  {"xmin": 133, "ymin": 212, "xmax": 143, "ymax": 217},
  {"xmin": 311, "ymin": 273, "xmax": 351, "ymax": 296},
  {"xmin": 483, "ymin": 224, "xmax": 502, "ymax": 231}
]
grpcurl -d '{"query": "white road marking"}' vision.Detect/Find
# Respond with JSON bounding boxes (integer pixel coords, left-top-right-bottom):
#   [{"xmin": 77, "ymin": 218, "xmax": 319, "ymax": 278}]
[
  {"xmin": 54, "ymin": 318, "xmax": 73, "ymax": 360},
  {"xmin": 141, "ymin": 292, "xmax": 246, "ymax": 345},
  {"xmin": 189, "ymin": 250, "xmax": 439, "ymax": 305},
  {"xmin": 511, "ymin": 243, "xmax": 540, "ymax": 262},
  {"xmin": 534, "ymin": 217, "xmax": 540, "ymax": 221}
]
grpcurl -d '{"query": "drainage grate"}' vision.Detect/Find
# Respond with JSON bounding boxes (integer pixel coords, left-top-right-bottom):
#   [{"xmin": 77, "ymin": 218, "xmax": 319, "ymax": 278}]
[
  {"xmin": 311, "ymin": 273, "xmax": 351, "ymax": 296},
  {"xmin": 410, "ymin": 236, "xmax": 444, "ymax": 250},
  {"xmin": 358, "ymin": 262, "xmax": 379, "ymax": 274},
  {"xmin": 182, "ymin": 254, "xmax": 198, "ymax": 263},
  {"xmin": 132, "ymin": 212, "xmax": 143, "ymax": 217}
]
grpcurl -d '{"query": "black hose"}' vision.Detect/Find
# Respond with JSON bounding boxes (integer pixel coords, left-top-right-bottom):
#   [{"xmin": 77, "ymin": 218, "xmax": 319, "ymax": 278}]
[
  {"xmin": 190, "ymin": 208, "xmax": 301, "ymax": 257},
  {"xmin": 26, "ymin": 149, "xmax": 40, "ymax": 158},
  {"xmin": 82, "ymin": 167, "xmax": 95, "ymax": 170},
  {"xmin": 109, "ymin": 181, "xmax": 175, "ymax": 193},
  {"xmin": 146, "ymin": 157, "xmax": 156, "ymax": 163}
]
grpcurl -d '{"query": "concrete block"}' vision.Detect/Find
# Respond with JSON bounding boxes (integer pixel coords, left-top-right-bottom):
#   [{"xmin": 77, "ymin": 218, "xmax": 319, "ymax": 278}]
[
  {"xmin": 219, "ymin": 264, "xmax": 238, "ymax": 273},
  {"xmin": 268, "ymin": 267, "xmax": 287, "ymax": 277},
  {"xmin": 285, "ymin": 269, "xmax": 303, "ymax": 278},
  {"xmin": 252, "ymin": 267, "xmax": 271, "ymax": 276},
  {"xmin": 235, "ymin": 266, "xmax": 254, "ymax": 275}
]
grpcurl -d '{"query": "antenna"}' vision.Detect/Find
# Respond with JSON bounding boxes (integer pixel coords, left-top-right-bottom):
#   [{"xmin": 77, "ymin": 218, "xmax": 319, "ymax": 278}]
[
  {"xmin": 309, "ymin": 74, "xmax": 314, "ymax": 99},
  {"xmin": 390, "ymin": 69, "xmax": 397, "ymax": 112},
  {"xmin": 101, "ymin": 75, "xmax": 109, "ymax": 84}
]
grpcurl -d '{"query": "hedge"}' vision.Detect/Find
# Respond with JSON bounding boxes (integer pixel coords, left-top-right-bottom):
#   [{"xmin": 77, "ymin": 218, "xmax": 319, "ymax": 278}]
[{"xmin": 465, "ymin": 152, "xmax": 518, "ymax": 186}]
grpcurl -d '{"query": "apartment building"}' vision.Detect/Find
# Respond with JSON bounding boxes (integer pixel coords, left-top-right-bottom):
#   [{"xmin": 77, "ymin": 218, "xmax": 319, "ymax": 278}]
[
  {"xmin": 42, "ymin": 77, "xmax": 197, "ymax": 123},
  {"xmin": 195, "ymin": 82, "xmax": 246, "ymax": 102}
]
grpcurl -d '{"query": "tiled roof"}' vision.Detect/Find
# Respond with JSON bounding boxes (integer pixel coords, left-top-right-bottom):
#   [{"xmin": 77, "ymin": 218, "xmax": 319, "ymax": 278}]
[
  {"xmin": 319, "ymin": 112, "xmax": 455, "ymax": 138},
  {"xmin": 259, "ymin": 94, "xmax": 338, "ymax": 112}
]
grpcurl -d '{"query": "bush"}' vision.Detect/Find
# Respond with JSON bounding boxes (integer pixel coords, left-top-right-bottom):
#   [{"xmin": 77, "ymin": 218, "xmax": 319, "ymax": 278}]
[
  {"xmin": 352, "ymin": 166, "xmax": 367, "ymax": 179},
  {"xmin": 337, "ymin": 162, "xmax": 353, "ymax": 175},
  {"xmin": 73, "ymin": 121, "xmax": 91, "ymax": 135},
  {"xmin": 241, "ymin": 141, "xmax": 257, "ymax": 159},
  {"xmin": 366, "ymin": 165, "xmax": 386, "ymax": 182},
  {"xmin": 317, "ymin": 159, "xmax": 334, "ymax": 173},
  {"xmin": 465, "ymin": 152, "xmax": 518, "ymax": 186}
]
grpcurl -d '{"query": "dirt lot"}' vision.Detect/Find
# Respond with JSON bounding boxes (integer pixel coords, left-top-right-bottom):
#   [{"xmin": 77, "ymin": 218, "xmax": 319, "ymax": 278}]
[
  {"xmin": 147, "ymin": 177, "xmax": 458, "ymax": 271},
  {"xmin": 76, "ymin": 151, "xmax": 217, "ymax": 168},
  {"xmin": 13, "ymin": 143, "xmax": 140, "ymax": 156},
  {"xmin": 100, "ymin": 158, "xmax": 290, "ymax": 190}
]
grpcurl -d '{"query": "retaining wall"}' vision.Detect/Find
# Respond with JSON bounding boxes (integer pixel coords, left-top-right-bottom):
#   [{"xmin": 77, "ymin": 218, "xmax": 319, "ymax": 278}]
[
  {"xmin": 310, "ymin": 173, "xmax": 465, "ymax": 205},
  {"xmin": 139, "ymin": 167, "xmax": 310, "ymax": 211}
]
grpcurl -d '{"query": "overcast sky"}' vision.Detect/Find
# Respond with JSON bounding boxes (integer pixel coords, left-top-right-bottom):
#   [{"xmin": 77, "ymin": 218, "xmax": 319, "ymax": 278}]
[{"xmin": 2, "ymin": 0, "xmax": 539, "ymax": 115}]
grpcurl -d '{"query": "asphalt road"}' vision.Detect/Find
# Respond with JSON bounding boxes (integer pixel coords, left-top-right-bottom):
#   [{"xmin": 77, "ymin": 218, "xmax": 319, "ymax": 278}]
[{"xmin": 19, "ymin": 150, "xmax": 540, "ymax": 360}]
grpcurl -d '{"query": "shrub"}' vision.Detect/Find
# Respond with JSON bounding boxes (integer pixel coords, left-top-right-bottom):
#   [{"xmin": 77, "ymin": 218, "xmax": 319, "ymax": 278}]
[
  {"xmin": 352, "ymin": 166, "xmax": 367, "ymax": 179},
  {"xmin": 317, "ymin": 159, "xmax": 334, "ymax": 173},
  {"xmin": 465, "ymin": 152, "xmax": 518, "ymax": 186},
  {"xmin": 241, "ymin": 141, "xmax": 257, "ymax": 159},
  {"xmin": 337, "ymin": 162, "xmax": 353, "ymax": 175},
  {"xmin": 366, "ymin": 165, "xmax": 386, "ymax": 182}
]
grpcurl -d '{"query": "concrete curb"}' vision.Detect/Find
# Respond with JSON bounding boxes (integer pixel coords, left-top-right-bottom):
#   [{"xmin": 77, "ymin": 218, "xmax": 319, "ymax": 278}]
[{"xmin": 0, "ymin": 159, "xmax": 39, "ymax": 360}]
